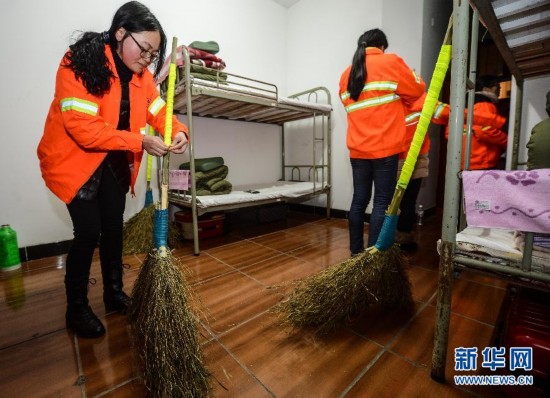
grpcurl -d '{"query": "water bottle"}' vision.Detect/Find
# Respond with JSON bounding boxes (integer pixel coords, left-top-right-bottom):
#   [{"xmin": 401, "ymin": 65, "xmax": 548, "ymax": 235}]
[
  {"xmin": 0, "ymin": 224, "xmax": 22, "ymax": 271},
  {"xmin": 416, "ymin": 204, "xmax": 424, "ymax": 226}
]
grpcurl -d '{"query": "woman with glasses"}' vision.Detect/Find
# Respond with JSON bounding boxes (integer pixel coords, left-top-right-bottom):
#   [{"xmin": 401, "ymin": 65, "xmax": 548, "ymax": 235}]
[{"xmin": 37, "ymin": 1, "xmax": 188, "ymax": 338}]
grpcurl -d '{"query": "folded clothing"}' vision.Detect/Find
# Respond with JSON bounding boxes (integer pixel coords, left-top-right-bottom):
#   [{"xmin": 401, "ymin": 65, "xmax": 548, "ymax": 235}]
[
  {"xmin": 514, "ymin": 232, "xmax": 550, "ymax": 254},
  {"xmin": 179, "ymin": 157, "xmax": 225, "ymax": 172},
  {"xmin": 176, "ymin": 164, "xmax": 232, "ymax": 196},
  {"xmin": 157, "ymin": 45, "xmax": 226, "ymax": 84},
  {"xmin": 197, "ymin": 179, "xmax": 232, "ymax": 196},
  {"xmin": 189, "ymin": 40, "xmax": 220, "ymax": 54},
  {"xmin": 437, "ymin": 227, "xmax": 550, "ymax": 273}
]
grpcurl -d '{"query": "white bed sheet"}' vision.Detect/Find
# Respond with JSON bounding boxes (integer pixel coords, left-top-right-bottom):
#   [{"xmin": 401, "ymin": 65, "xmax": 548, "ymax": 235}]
[{"xmin": 171, "ymin": 181, "xmax": 326, "ymax": 208}]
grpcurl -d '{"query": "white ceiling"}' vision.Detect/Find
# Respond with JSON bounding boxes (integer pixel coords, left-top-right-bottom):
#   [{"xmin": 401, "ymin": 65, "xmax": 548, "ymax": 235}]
[{"xmin": 271, "ymin": 0, "xmax": 301, "ymax": 9}]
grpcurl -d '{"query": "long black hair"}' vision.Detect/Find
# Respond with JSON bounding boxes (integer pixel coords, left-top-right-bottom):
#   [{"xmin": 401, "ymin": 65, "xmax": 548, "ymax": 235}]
[
  {"xmin": 347, "ymin": 29, "xmax": 388, "ymax": 101},
  {"xmin": 64, "ymin": 1, "xmax": 167, "ymax": 97}
]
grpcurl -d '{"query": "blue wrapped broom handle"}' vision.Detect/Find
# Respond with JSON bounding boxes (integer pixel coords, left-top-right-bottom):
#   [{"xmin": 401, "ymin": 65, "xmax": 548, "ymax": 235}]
[{"xmin": 153, "ymin": 37, "xmax": 178, "ymax": 252}]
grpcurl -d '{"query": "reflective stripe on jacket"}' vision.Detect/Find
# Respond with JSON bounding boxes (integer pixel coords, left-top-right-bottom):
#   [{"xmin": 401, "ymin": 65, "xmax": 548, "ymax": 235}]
[
  {"xmin": 339, "ymin": 47, "xmax": 425, "ymax": 159},
  {"xmin": 37, "ymin": 45, "xmax": 188, "ymax": 203}
]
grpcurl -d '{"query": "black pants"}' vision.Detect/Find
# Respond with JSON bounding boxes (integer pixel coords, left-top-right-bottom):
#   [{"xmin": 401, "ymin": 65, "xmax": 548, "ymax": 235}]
[
  {"xmin": 65, "ymin": 166, "xmax": 126, "ymax": 281},
  {"xmin": 397, "ymin": 177, "xmax": 423, "ymax": 234}
]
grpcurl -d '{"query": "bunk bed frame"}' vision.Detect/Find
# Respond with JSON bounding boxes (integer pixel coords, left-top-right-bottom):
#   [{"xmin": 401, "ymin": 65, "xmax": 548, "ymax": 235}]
[
  {"xmin": 432, "ymin": 0, "xmax": 550, "ymax": 382},
  {"xmin": 165, "ymin": 46, "xmax": 332, "ymax": 255}
]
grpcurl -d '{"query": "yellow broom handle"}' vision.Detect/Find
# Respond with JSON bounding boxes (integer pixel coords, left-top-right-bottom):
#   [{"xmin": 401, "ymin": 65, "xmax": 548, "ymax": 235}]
[
  {"xmin": 160, "ymin": 37, "xmax": 178, "ymax": 211},
  {"xmin": 146, "ymin": 124, "xmax": 154, "ymax": 182},
  {"xmin": 163, "ymin": 39, "xmax": 178, "ymax": 146}
]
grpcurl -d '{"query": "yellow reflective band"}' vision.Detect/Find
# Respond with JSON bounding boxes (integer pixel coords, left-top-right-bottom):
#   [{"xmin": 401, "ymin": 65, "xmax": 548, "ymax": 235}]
[
  {"xmin": 60, "ymin": 97, "xmax": 98, "ymax": 116},
  {"xmin": 340, "ymin": 81, "xmax": 398, "ymax": 101},
  {"xmin": 481, "ymin": 126, "xmax": 492, "ymax": 131},
  {"xmin": 148, "ymin": 96, "xmax": 165, "ymax": 116},
  {"xmin": 405, "ymin": 111, "xmax": 421, "ymax": 123},
  {"xmin": 363, "ymin": 81, "xmax": 398, "ymax": 91},
  {"xmin": 433, "ymin": 102, "xmax": 446, "ymax": 118},
  {"xmin": 412, "ymin": 70, "xmax": 421, "ymax": 83},
  {"xmin": 345, "ymin": 93, "xmax": 400, "ymax": 112}
]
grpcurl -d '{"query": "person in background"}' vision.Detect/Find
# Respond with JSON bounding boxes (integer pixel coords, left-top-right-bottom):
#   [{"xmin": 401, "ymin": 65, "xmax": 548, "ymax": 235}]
[
  {"xmin": 526, "ymin": 89, "xmax": 550, "ymax": 170},
  {"xmin": 339, "ymin": 28, "xmax": 425, "ymax": 256},
  {"xmin": 37, "ymin": 1, "xmax": 189, "ymax": 338},
  {"xmin": 448, "ymin": 74, "xmax": 508, "ymax": 170}
]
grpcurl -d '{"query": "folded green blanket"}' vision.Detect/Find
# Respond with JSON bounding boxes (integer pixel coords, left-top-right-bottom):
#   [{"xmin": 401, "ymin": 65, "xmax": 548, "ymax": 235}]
[
  {"xmin": 180, "ymin": 157, "xmax": 224, "ymax": 172},
  {"xmin": 191, "ymin": 165, "xmax": 232, "ymax": 195},
  {"xmin": 195, "ymin": 166, "xmax": 229, "ymax": 186},
  {"xmin": 190, "ymin": 64, "xmax": 228, "ymax": 80},
  {"xmin": 197, "ymin": 179, "xmax": 232, "ymax": 196}
]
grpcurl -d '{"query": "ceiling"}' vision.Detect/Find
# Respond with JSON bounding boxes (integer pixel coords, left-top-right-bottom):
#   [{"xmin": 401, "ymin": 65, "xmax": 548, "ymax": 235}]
[{"xmin": 472, "ymin": 0, "xmax": 550, "ymax": 82}]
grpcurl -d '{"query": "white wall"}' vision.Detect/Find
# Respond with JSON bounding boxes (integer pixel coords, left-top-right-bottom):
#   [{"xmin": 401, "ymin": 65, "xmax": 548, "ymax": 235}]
[{"xmin": 0, "ymin": 0, "xmax": 287, "ymax": 247}]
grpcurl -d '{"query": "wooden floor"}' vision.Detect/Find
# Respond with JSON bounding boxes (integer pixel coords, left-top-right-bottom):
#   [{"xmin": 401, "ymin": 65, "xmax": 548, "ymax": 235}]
[{"xmin": 0, "ymin": 210, "xmax": 513, "ymax": 397}]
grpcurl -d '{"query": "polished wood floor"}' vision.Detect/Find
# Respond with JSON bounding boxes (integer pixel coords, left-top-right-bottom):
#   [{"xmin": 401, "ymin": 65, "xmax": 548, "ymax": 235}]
[{"xmin": 1, "ymin": 210, "xmax": 514, "ymax": 397}]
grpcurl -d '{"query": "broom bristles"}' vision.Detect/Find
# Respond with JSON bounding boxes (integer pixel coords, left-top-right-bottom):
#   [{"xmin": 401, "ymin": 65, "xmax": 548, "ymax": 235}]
[
  {"xmin": 128, "ymin": 250, "xmax": 209, "ymax": 397},
  {"xmin": 122, "ymin": 204, "xmax": 182, "ymax": 255},
  {"xmin": 275, "ymin": 245, "xmax": 414, "ymax": 334}
]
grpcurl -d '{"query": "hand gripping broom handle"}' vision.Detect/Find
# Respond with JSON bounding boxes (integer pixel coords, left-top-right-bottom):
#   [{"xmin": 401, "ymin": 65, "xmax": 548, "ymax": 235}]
[
  {"xmin": 373, "ymin": 17, "xmax": 453, "ymax": 252},
  {"xmin": 153, "ymin": 37, "xmax": 178, "ymax": 254}
]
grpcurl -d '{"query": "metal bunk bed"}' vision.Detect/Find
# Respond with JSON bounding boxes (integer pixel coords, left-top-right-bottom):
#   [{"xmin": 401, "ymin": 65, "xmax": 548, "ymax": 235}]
[
  {"xmin": 164, "ymin": 46, "xmax": 332, "ymax": 255},
  {"xmin": 431, "ymin": 0, "xmax": 550, "ymax": 382}
]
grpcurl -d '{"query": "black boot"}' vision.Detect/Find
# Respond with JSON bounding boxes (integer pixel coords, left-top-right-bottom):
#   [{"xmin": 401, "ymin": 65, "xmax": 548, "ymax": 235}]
[
  {"xmin": 65, "ymin": 277, "xmax": 105, "ymax": 338},
  {"xmin": 102, "ymin": 262, "xmax": 131, "ymax": 313}
]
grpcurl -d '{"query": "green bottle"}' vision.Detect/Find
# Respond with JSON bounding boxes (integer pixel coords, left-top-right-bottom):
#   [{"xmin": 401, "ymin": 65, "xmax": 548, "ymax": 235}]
[{"xmin": 0, "ymin": 224, "xmax": 21, "ymax": 271}]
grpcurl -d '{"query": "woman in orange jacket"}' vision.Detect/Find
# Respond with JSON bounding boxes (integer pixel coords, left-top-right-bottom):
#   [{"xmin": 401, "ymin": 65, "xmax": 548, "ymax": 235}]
[
  {"xmin": 37, "ymin": 1, "xmax": 188, "ymax": 338},
  {"xmin": 444, "ymin": 75, "xmax": 508, "ymax": 170},
  {"xmin": 339, "ymin": 28, "xmax": 425, "ymax": 255}
]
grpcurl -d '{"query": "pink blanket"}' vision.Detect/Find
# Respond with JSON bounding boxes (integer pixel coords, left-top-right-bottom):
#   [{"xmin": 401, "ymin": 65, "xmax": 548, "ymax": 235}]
[{"xmin": 462, "ymin": 169, "xmax": 550, "ymax": 233}]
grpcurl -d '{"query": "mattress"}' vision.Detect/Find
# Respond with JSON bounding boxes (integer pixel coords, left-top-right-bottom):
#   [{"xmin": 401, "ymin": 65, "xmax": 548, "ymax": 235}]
[{"xmin": 170, "ymin": 180, "xmax": 327, "ymax": 208}]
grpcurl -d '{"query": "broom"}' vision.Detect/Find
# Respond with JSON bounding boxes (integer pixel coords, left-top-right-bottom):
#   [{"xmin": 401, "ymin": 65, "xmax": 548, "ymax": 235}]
[
  {"xmin": 276, "ymin": 18, "xmax": 454, "ymax": 334},
  {"xmin": 122, "ymin": 125, "xmax": 182, "ymax": 256},
  {"xmin": 144, "ymin": 124, "xmax": 155, "ymax": 207},
  {"xmin": 128, "ymin": 37, "xmax": 210, "ymax": 397}
]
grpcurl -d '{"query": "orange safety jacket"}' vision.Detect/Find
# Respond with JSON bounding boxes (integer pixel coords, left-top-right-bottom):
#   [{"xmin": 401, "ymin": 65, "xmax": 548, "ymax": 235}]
[
  {"xmin": 339, "ymin": 47, "xmax": 425, "ymax": 159},
  {"xmin": 444, "ymin": 100, "xmax": 507, "ymax": 170},
  {"xmin": 38, "ymin": 45, "xmax": 188, "ymax": 204}
]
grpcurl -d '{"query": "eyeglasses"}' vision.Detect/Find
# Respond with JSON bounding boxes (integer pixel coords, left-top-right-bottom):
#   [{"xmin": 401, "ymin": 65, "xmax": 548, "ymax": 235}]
[{"xmin": 127, "ymin": 32, "xmax": 160, "ymax": 62}]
